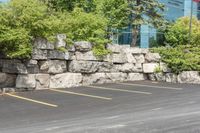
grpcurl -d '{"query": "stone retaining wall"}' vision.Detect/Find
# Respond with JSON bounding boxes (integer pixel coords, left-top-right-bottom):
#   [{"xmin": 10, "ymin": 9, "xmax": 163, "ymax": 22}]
[{"xmin": 0, "ymin": 35, "xmax": 199, "ymax": 92}]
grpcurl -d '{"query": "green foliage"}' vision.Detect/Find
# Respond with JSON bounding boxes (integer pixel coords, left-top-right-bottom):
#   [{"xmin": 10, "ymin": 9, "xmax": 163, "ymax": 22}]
[
  {"xmin": 152, "ymin": 46, "xmax": 200, "ymax": 74},
  {"xmin": 0, "ymin": 0, "xmax": 109, "ymax": 58},
  {"xmin": 0, "ymin": 0, "xmax": 48, "ymax": 58},
  {"xmin": 42, "ymin": 0, "xmax": 97, "ymax": 12},
  {"xmin": 96, "ymin": 0, "xmax": 129, "ymax": 29},
  {"xmin": 154, "ymin": 66, "xmax": 162, "ymax": 73},
  {"xmin": 165, "ymin": 17, "xmax": 200, "ymax": 47}
]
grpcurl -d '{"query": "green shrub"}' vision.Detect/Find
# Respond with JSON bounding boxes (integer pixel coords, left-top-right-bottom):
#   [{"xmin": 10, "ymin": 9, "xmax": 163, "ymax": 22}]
[
  {"xmin": 0, "ymin": 0, "xmax": 109, "ymax": 58},
  {"xmin": 165, "ymin": 17, "xmax": 200, "ymax": 47},
  {"xmin": 151, "ymin": 46, "xmax": 200, "ymax": 74}
]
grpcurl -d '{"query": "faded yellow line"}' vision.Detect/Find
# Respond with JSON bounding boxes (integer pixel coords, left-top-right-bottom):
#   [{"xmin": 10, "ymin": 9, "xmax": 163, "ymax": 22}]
[
  {"xmin": 85, "ymin": 86, "xmax": 152, "ymax": 95},
  {"xmin": 49, "ymin": 89, "xmax": 112, "ymax": 100},
  {"xmin": 117, "ymin": 83, "xmax": 183, "ymax": 90},
  {"xmin": 6, "ymin": 93, "xmax": 58, "ymax": 108}
]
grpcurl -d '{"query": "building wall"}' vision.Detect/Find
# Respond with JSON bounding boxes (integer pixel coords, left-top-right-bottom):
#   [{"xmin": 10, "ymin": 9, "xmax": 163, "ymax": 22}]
[{"xmin": 116, "ymin": 0, "xmax": 199, "ymax": 48}]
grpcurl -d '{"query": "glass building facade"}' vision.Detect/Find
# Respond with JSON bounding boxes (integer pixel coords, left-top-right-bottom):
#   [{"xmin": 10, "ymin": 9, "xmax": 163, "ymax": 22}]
[{"xmin": 113, "ymin": 0, "xmax": 200, "ymax": 48}]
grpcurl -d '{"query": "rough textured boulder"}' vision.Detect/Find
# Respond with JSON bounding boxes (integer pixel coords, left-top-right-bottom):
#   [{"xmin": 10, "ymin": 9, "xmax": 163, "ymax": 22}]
[
  {"xmin": 16, "ymin": 74, "xmax": 36, "ymax": 89},
  {"xmin": 105, "ymin": 54, "xmax": 127, "ymax": 64},
  {"xmin": 98, "ymin": 62, "xmax": 114, "ymax": 72},
  {"xmin": 148, "ymin": 74, "xmax": 156, "ymax": 81},
  {"xmin": 122, "ymin": 49, "xmax": 137, "ymax": 63},
  {"xmin": 32, "ymin": 49, "xmax": 48, "ymax": 60},
  {"xmin": 143, "ymin": 63, "xmax": 159, "ymax": 73},
  {"xmin": 69, "ymin": 60, "xmax": 100, "ymax": 73},
  {"xmin": 35, "ymin": 74, "xmax": 50, "ymax": 90},
  {"xmin": 39, "ymin": 60, "xmax": 67, "ymax": 74},
  {"xmin": 82, "ymin": 73, "xmax": 110, "ymax": 85},
  {"xmin": 122, "ymin": 47, "xmax": 149, "ymax": 54},
  {"xmin": 34, "ymin": 38, "xmax": 54, "ymax": 50},
  {"xmin": 26, "ymin": 60, "xmax": 39, "ymax": 74},
  {"xmin": 74, "ymin": 41, "xmax": 92, "ymax": 52},
  {"xmin": 106, "ymin": 73, "xmax": 127, "ymax": 82},
  {"xmin": 127, "ymin": 73, "xmax": 146, "ymax": 81},
  {"xmin": 0, "ymin": 73, "xmax": 16, "ymax": 87},
  {"xmin": 145, "ymin": 53, "xmax": 161, "ymax": 62},
  {"xmin": 55, "ymin": 34, "xmax": 66, "ymax": 48},
  {"xmin": 166, "ymin": 73, "xmax": 177, "ymax": 83},
  {"xmin": 48, "ymin": 50, "xmax": 70, "ymax": 60},
  {"xmin": 154, "ymin": 73, "xmax": 166, "ymax": 81},
  {"xmin": 117, "ymin": 63, "xmax": 143, "ymax": 73},
  {"xmin": 178, "ymin": 71, "xmax": 200, "ymax": 84},
  {"xmin": 50, "ymin": 73, "xmax": 83, "ymax": 88},
  {"xmin": 134, "ymin": 54, "xmax": 145, "ymax": 63},
  {"xmin": 107, "ymin": 44, "xmax": 124, "ymax": 53},
  {"xmin": 75, "ymin": 51, "xmax": 98, "ymax": 61},
  {"xmin": 2, "ymin": 60, "xmax": 27, "ymax": 74}
]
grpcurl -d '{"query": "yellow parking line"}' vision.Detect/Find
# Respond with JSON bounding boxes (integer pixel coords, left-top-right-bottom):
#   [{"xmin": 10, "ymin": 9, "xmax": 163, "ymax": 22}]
[
  {"xmin": 49, "ymin": 89, "xmax": 112, "ymax": 100},
  {"xmin": 6, "ymin": 93, "xmax": 58, "ymax": 108},
  {"xmin": 117, "ymin": 83, "xmax": 183, "ymax": 90},
  {"xmin": 85, "ymin": 86, "xmax": 152, "ymax": 95}
]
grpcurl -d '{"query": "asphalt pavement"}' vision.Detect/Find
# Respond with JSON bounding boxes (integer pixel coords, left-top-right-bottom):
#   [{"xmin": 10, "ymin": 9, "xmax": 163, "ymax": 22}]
[{"xmin": 0, "ymin": 81, "xmax": 200, "ymax": 133}]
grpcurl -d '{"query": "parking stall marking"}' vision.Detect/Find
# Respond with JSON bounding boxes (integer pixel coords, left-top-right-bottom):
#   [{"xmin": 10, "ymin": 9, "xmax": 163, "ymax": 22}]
[
  {"xmin": 117, "ymin": 83, "xmax": 183, "ymax": 90},
  {"xmin": 84, "ymin": 85, "xmax": 152, "ymax": 95},
  {"xmin": 6, "ymin": 93, "xmax": 58, "ymax": 108},
  {"xmin": 49, "ymin": 89, "xmax": 112, "ymax": 100}
]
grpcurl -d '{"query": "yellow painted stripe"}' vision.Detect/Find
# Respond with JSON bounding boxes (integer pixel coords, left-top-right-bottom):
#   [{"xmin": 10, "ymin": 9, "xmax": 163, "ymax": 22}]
[
  {"xmin": 49, "ymin": 89, "xmax": 112, "ymax": 100},
  {"xmin": 117, "ymin": 83, "xmax": 183, "ymax": 90},
  {"xmin": 85, "ymin": 86, "xmax": 152, "ymax": 95},
  {"xmin": 6, "ymin": 93, "xmax": 58, "ymax": 108}
]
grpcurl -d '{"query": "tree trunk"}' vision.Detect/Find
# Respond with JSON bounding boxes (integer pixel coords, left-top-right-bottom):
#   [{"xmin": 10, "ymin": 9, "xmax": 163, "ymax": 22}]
[{"xmin": 130, "ymin": 27, "xmax": 139, "ymax": 47}]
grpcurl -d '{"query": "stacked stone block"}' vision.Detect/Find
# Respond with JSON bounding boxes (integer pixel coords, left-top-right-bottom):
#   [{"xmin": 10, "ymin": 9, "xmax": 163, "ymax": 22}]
[{"xmin": 0, "ymin": 35, "xmax": 199, "ymax": 92}]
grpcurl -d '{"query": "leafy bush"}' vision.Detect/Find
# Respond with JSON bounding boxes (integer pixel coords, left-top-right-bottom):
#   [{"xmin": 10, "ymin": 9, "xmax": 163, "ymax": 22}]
[
  {"xmin": 152, "ymin": 46, "xmax": 200, "ymax": 74},
  {"xmin": 165, "ymin": 17, "xmax": 200, "ymax": 47},
  {"xmin": 0, "ymin": 0, "xmax": 109, "ymax": 58}
]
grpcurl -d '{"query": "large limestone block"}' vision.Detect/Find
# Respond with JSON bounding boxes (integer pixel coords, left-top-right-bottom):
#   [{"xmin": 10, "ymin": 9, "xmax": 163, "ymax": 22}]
[
  {"xmin": 75, "ymin": 51, "xmax": 99, "ymax": 61},
  {"xmin": 106, "ymin": 44, "xmax": 123, "ymax": 53},
  {"xmin": 2, "ymin": 60, "xmax": 27, "ymax": 74},
  {"xmin": 178, "ymin": 71, "xmax": 200, "ymax": 84},
  {"xmin": 48, "ymin": 50, "xmax": 70, "ymax": 60},
  {"xmin": 145, "ymin": 53, "xmax": 161, "ymax": 62},
  {"xmin": 32, "ymin": 49, "xmax": 48, "ymax": 60},
  {"xmin": 16, "ymin": 74, "xmax": 36, "ymax": 89},
  {"xmin": 39, "ymin": 60, "xmax": 67, "ymax": 74},
  {"xmin": 55, "ymin": 34, "xmax": 66, "ymax": 48},
  {"xmin": 34, "ymin": 38, "xmax": 54, "ymax": 50},
  {"xmin": 106, "ymin": 73, "xmax": 127, "ymax": 82},
  {"xmin": 122, "ymin": 47, "xmax": 149, "ymax": 54},
  {"xmin": 68, "ymin": 60, "xmax": 100, "ymax": 73},
  {"xmin": 134, "ymin": 54, "xmax": 145, "ymax": 64},
  {"xmin": 98, "ymin": 62, "xmax": 114, "ymax": 72},
  {"xmin": 82, "ymin": 73, "xmax": 110, "ymax": 85},
  {"xmin": 35, "ymin": 74, "xmax": 50, "ymax": 90},
  {"xmin": 123, "ymin": 49, "xmax": 137, "ymax": 63},
  {"xmin": 105, "ymin": 54, "xmax": 128, "ymax": 64},
  {"xmin": 74, "ymin": 41, "xmax": 92, "ymax": 52},
  {"xmin": 154, "ymin": 73, "xmax": 166, "ymax": 81},
  {"xmin": 127, "ymin": 73, "xmax": 146, "ymax": 81},
  {"xmin": 143, "ymin": 63, "xmax": 159, "ymax": 73},
  {"xmin": 25, "ymin": 60, "xmax": 39, "ymax": 74},
  {"xmin": 50, "ymin": 73, "xmax": 83, "ymax": 88},
  {"xmin": 166, "ymin": 73, "xmax": 177, "ymax": 83},
  {"xmin": 117, "ymin": 63, "xmax": 143, "ymax": 73},
  {"xmin": 0, "ymin": 73, "xmax": 16, "ymax": 87}
]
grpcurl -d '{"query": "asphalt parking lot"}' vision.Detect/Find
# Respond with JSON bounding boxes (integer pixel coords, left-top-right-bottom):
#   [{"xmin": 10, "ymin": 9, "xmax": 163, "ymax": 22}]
[{"xmin": 0, "ymin": 81, "xmax": 200, "ymax": 133}]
